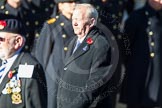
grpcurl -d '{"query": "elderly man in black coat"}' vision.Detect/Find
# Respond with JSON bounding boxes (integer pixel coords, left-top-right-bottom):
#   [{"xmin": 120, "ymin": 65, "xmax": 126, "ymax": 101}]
[
  {"xmin": 56, "ymin": 3, "xmax": 118, "ymax": 108},
  {"xmin": 0, "ymin": 19, "xmax": 47, "ymax": 108}
]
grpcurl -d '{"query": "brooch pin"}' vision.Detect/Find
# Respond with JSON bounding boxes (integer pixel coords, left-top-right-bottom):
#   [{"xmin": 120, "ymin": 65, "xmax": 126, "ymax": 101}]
[
  {"xmin": 83, "ymin": 46, "xmax": 88, "ymax": 51},
  {"xmin": 82, "ymin": 37, "xmax": 93, "ymax": 51}
]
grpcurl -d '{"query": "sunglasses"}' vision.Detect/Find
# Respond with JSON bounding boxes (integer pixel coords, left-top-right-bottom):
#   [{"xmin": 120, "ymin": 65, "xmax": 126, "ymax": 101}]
[{"xmin": 0, "ymin": 37, "xmax": 5, "ymax": 42}]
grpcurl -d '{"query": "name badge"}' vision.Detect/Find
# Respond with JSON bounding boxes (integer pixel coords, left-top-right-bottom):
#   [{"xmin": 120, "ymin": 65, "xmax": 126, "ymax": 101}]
[{"xmin": 18, "ymin": 64, "xmax": 34, "ymax": 78}]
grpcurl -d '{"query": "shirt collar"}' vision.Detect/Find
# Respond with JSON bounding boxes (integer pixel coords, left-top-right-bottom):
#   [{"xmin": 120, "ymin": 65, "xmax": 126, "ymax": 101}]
[
  {"xmin": 77, "ymin": 35, "xmax": 86, "ymax": 43},
  {"xmin": 6, "ymin": 53, "xmax": 19, "ymax": 64},
  {"xmin": 6, "ymin": 49, "xmax": 21, "ymax": 64}
]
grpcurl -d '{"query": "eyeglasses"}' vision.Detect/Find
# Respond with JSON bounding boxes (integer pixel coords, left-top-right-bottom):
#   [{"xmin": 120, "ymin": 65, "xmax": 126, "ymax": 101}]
[{"xmin": 0, "ymin": 37, "xmax": 5, "ymax": 42}]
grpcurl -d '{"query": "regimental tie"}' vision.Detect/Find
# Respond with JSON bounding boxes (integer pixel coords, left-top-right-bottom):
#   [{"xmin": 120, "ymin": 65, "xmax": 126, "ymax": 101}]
[
  {"xmin": 0, "ymin": 60, "xmax": 7, "ymax": 79},
  {"xmin": 73, "ymin": 40, "xmax": 81, "ymax": 53}
]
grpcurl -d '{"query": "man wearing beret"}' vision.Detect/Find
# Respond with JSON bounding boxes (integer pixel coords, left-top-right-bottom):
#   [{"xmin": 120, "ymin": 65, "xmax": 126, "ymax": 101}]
[
  {"xmin": 35, "ymin": 0, "xmax": 78, "ymax": 108},
  {"xmin": 0, "ymin": 19, "xmax": 47, "ymax": 108},
  {"xmin": 0, "ymin": 0, "xmax": 55, "ymax": 53}
]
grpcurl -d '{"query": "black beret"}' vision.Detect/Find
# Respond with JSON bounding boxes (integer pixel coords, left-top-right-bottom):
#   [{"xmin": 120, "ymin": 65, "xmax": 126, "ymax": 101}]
[
  {"xmin": 54, "ymin": 0, "xmax": 78, "ymax": 3},
  {"xmin": 0, "ymin": 19, "xmax": 26, "ymax": 35}
]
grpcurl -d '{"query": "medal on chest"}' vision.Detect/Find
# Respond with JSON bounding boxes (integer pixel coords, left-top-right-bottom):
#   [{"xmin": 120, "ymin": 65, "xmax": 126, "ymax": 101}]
[{"xmin": 2, "ymin": 69, "xmax": 22, "ymax": 104}]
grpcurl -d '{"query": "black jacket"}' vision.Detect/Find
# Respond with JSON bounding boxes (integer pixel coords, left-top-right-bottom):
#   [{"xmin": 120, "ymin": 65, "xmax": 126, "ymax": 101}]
[
  {"xmin": 120, "ymin": 3, "xmax": 162, "ymax": 107},
  {"xmin": 35, "ymin": 14, "xmax": 75, "ymax": 108},
  {"xmin": 57, "ymin": 27, "xmax": 114, "ymax": 108},
  {"xmin": 0, "ymin": 52, "xmax": 47, "ymax": 108}
]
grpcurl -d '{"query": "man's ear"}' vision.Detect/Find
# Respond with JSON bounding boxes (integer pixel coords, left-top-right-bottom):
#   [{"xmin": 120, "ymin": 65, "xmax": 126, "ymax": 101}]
[
  {"xmin": 14, "ymin": 35, "xmax": 24, "ymax": 49},
  {"xmin": 89, "ymin": 18, "xmax": 96, "ymax": 28},
  {"xmin": 58, "ymin": 3, "xmax": 63, "ymax": 12}
]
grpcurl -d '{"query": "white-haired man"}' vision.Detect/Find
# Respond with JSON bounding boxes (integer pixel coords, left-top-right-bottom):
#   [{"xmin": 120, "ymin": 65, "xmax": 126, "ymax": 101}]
[
  {"xmin": 0, "ymin": 18, "xmax": 47, "ymax": 108},
  {"xmin": 56, "ymin": 4, "xmax": 114, "ymax": 108}
]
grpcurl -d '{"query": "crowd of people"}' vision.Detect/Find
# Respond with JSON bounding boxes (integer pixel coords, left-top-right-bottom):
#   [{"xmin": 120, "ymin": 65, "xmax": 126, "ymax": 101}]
[{"xmin": 0, "ymin": 0, "xmax": 162, "ymax": 108}]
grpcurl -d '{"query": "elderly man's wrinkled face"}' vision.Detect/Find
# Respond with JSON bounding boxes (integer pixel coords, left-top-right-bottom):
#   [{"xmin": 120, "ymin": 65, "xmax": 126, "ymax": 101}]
[
  {"xmin": 149, "ymin": 0, "xmax": 162, "ymax": 10},
  {"xmin": 0, "ymin": 32, "xmax": 17, "ymax": 60},
  {"xmin": 72, "ymin": 8, "xmax": 91, "ymax": 38}
]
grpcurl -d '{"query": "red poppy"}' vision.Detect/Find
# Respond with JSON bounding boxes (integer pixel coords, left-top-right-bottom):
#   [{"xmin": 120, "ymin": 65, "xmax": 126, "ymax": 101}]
[
  {"xmin": 0, "ymin": 20, "xmax": 7, "ymax": 30},
  {"xmin": 86, "ymin": 38, "xmax": 93, "ymax": 45},
  {"xmin": 0, "ymin": 20, "xmax": 7, "ymax": 27},
  {"xmin": 8, "ymin": 71, "xmax": 13, "ymax": 79}
]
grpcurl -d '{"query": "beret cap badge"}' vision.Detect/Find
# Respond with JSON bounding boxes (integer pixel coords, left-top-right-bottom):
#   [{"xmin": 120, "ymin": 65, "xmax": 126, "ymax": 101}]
[
  {"xmin": 0, "ymin": 20, "xmax": 7, "ymax": 30},
  {"xmin": 0, "ymin": 19, "xmax": 26, "ymax": 36}
]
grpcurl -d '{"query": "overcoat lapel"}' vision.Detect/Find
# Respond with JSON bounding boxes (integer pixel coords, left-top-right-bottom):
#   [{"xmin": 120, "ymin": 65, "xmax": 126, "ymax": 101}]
[
  {"xmin": 65, "ymin": 27, "xmax": 99, "ymax": 66},
  {"xmin": 65, "ymin": 40, "xmax": 90, "ymax": 66},
  {"xmin": 65, "ymin": 36, "xmax": 77, "ymax": 59},
  {"xmin": 0, "ymin": 52, "xmax": 24, "ymax": 95}
]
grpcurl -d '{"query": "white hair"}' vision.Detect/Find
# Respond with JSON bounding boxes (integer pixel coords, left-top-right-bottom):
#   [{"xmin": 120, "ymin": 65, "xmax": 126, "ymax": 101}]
[{"xmin": 74, "ymin": 3, "xmax": 98, "ymax": 25}]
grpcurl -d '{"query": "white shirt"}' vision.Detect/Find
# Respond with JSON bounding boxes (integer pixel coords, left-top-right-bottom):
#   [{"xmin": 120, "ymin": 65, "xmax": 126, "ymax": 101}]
[{"xmin": 77, "ymin": 35, "xmax": 86, "ymax": 44}]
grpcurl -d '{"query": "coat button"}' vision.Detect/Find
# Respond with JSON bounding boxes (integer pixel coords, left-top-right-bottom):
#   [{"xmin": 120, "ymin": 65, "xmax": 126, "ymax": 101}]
[
  {"xmin": 64, "ymin": 47, "xmax": 68, "ymax": 51},
  {"xmin": 62, "ymin": 34, "xmax": 66, "ymax": 38},
  {"xmin": 150, "ymin": 52, "xmax": 155, "ymax": 58},
  {"xmin": 64, "ymin": 67, "xmax": 67, "ymax": 70},
  {"xmin": 26, "ymin": 21, "xmax": 30, "ymax": 26},
  {"xmin": 1, "ymin": 5, "xmax": 4, "ymax": 9},
  {"xmin": 5, "ymin": 11, "xmax": 9, "ymax": 14},
  {"xmin": 60, "ymin": 22, "xmax": 64, "ymax": 26},
  {"xmin": 56, "ymin": 16, "xmax": 59, "ymax": 19},
  {"xmin": 35, "ymin": 21, "xmax": 39, "ymax": 26},
  {"xmin": 35, "ymin": 33, "xmax": 39, "ymax": 37},
  {"xmin": 150, "ymin": 42, "xmax": 155, "ymax": 46},
  {"xmin": 149, "ymin": 31, "xmax": 153, "ymax": 36}
]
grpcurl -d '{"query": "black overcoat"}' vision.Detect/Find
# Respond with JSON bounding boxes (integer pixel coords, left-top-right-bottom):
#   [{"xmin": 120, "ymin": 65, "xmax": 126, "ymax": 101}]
[
  {"xmin": 0, "ymin": 52, "xmax": 47, "ymax": 108},
  {"xmin": 35, "ymin": 14, "xmax": 75, "ymax": 108},
  {"xmin": 120, "ymin": 3, "xmax": 162, "ymax": 107},
  {"xmin": 56, "ymin": 27, "xmax": 115, "ymax": 108}
]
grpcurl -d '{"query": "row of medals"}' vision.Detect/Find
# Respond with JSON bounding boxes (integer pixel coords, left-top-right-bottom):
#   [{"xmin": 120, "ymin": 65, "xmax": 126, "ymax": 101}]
[{"xmin": 2, "ymin": 76, "xmax": 22, "ymax": 104}]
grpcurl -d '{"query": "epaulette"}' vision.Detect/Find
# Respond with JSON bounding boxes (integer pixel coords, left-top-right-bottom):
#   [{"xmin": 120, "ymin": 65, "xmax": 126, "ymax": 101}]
[{"xmin": 47, "ymin": 18, "xmax": 56, "ymax": 24}]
